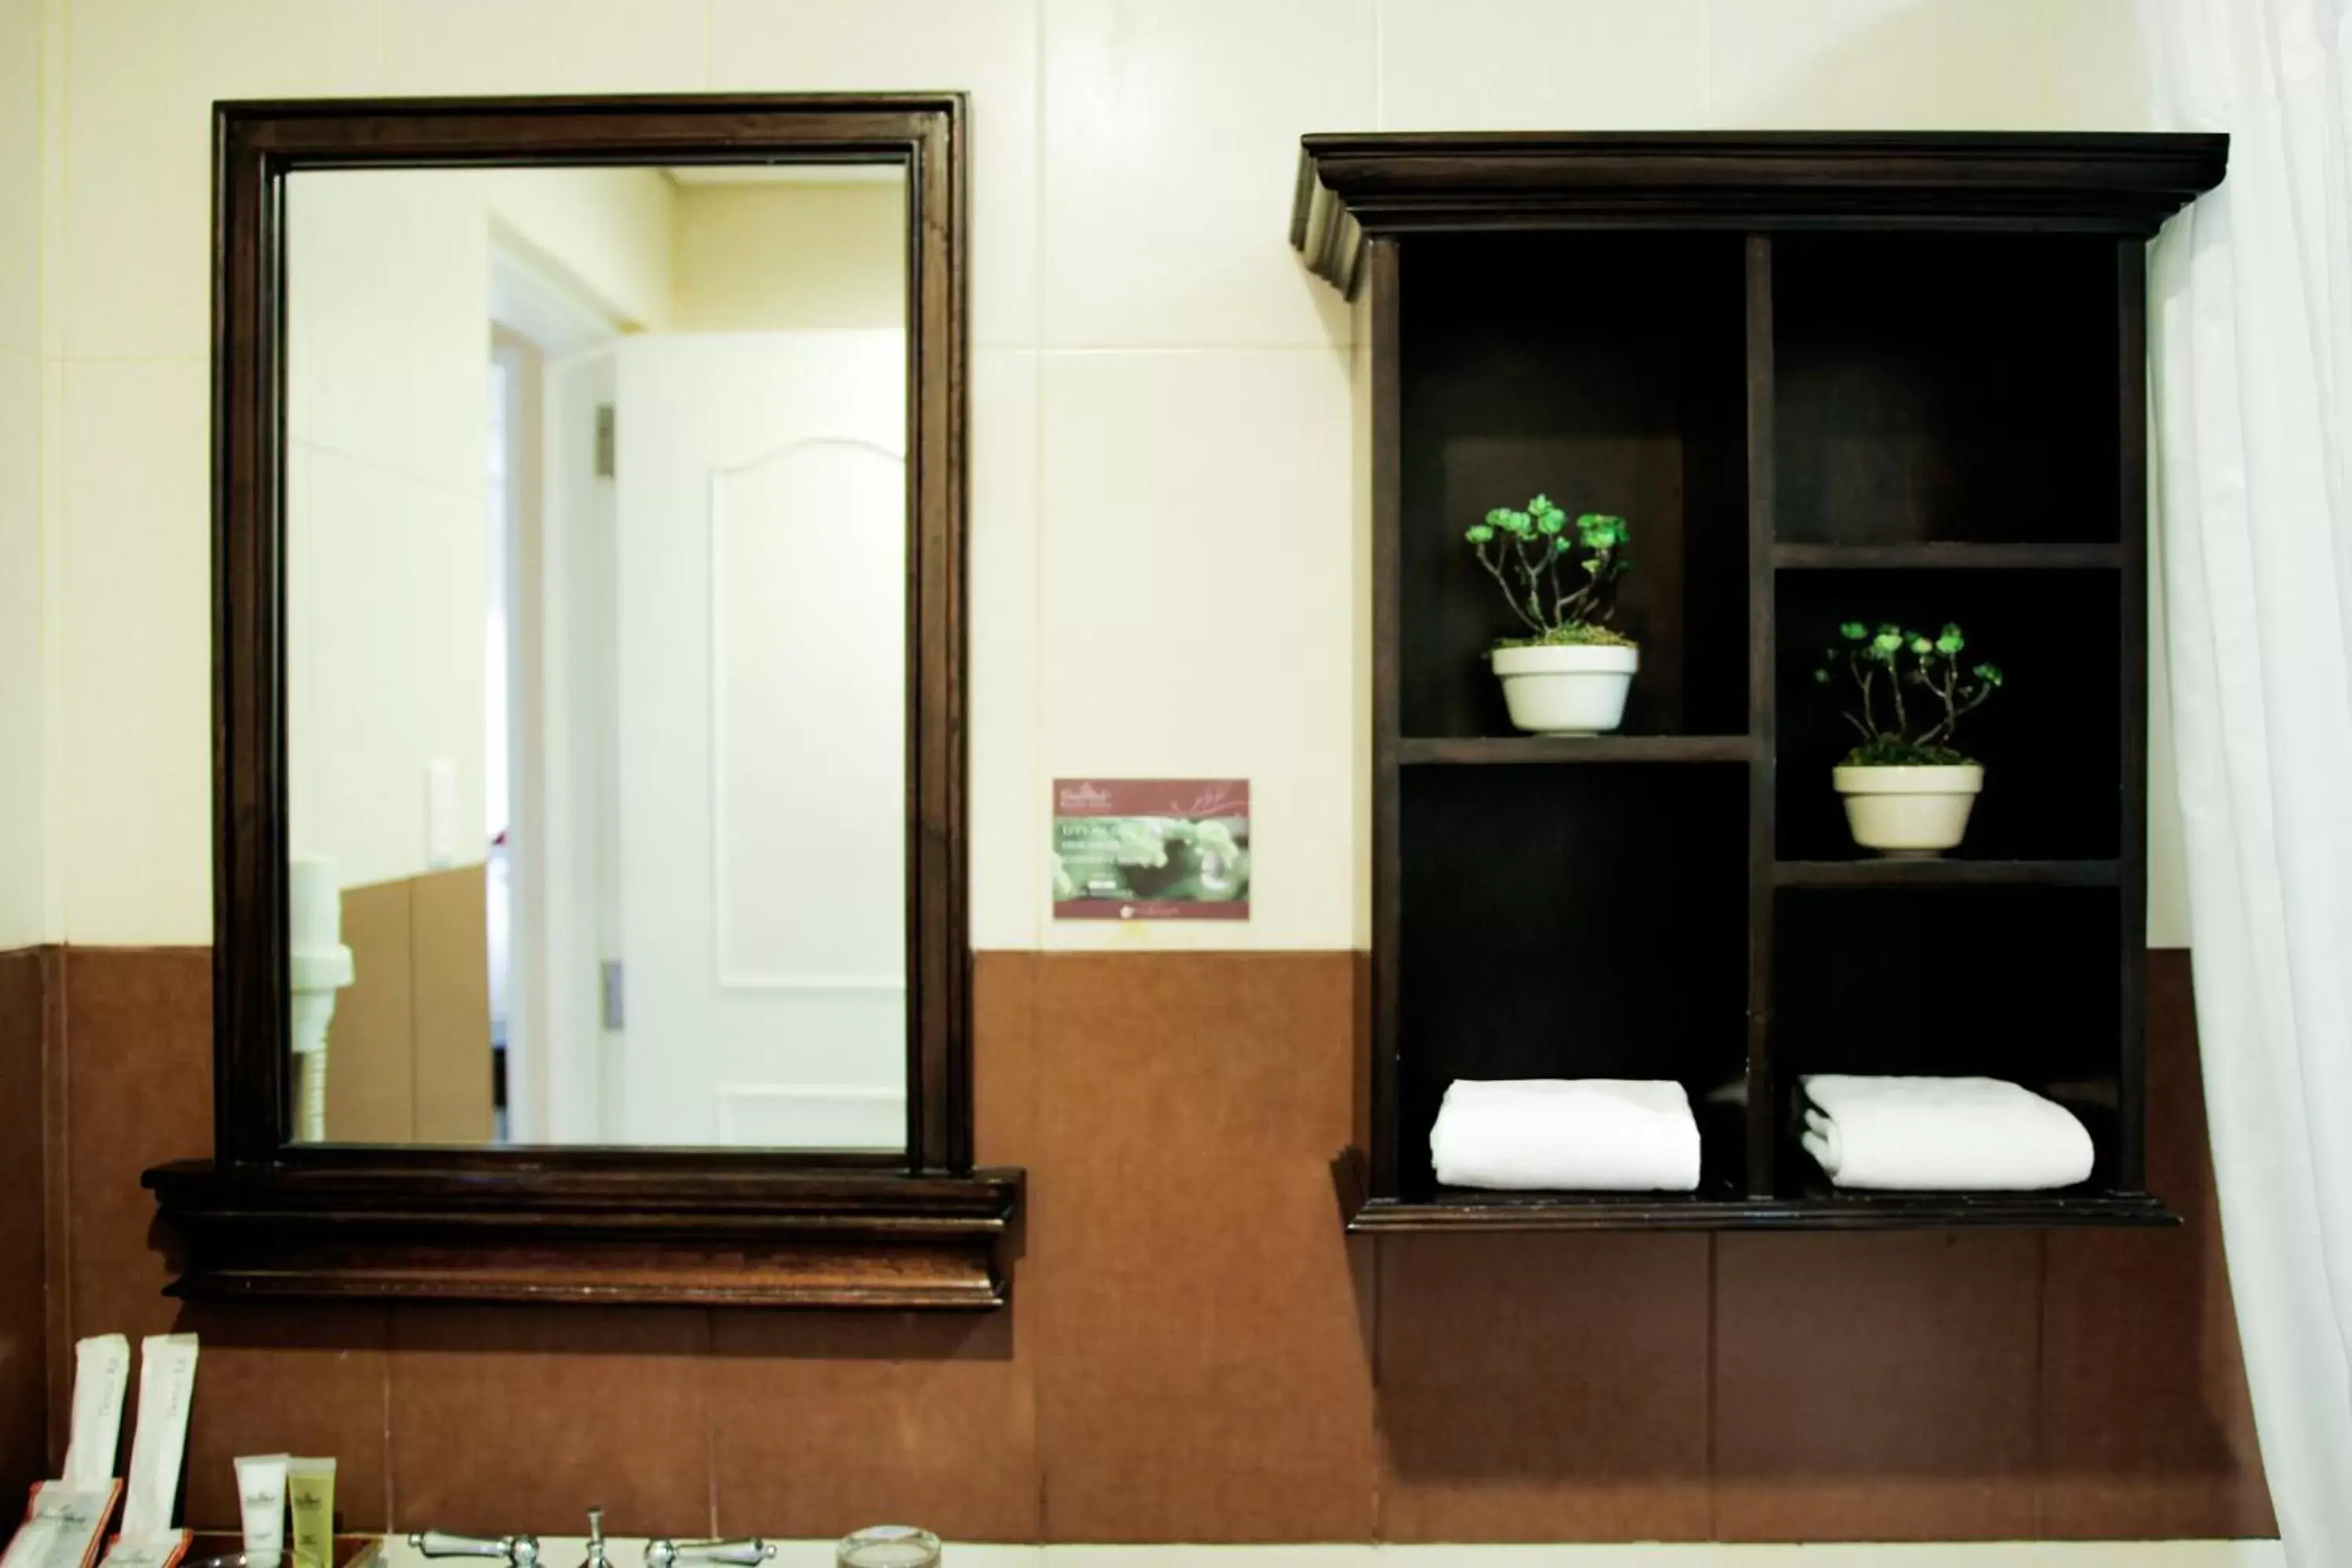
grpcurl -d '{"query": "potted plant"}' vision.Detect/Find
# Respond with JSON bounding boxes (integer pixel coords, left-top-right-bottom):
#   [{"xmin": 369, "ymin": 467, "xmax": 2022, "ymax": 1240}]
[
  {"xmin": 1813, "ymin": 620, "xmax": 2005, "ymax": 856},
  {"xmin": 1465, "ymin": 495, "xmax": 1636, "ymax": 735}
]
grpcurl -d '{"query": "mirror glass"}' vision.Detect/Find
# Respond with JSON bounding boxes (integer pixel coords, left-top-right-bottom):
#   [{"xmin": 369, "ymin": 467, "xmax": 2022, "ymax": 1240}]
[{"xmin": 281, "ymin": 162, "xmax": 910, "ymax": 1150}]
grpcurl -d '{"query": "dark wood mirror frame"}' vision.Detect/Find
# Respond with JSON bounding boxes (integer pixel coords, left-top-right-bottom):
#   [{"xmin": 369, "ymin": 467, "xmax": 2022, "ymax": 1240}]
[{"xmin": 143, "ymin": 94, "xmax": 1022, "ymax": 1310}]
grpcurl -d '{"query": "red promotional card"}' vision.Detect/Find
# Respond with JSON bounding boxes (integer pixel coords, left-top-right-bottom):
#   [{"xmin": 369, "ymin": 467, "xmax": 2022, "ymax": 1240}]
[{"xmin": 1052, "ymin": 779, "xmax": 1250, "ymax": 921}]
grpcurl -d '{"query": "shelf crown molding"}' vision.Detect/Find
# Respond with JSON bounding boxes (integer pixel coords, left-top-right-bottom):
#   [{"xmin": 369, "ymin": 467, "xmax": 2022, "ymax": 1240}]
[{"xmin": 1291, "ymin": 131, "xmax": 2230, "ymax": 295}]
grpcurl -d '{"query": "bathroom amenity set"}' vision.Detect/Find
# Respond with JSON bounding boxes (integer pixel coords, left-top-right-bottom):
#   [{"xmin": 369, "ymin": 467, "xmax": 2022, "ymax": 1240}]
[
  {"xmin": 2, "ymin": 1334, "xmax": 199, "ymax": 1568},
  {"xmin": 234, "ymin": 1456, "xmax": 336, "ymax": 1568},
  {"xmin": 1431, "ymin": 1074, "xmax": 2093, "ymax": 1191},
  {"xmin": 2, "ymin": 1327, "xmax": 925, "ymax": 1568}
]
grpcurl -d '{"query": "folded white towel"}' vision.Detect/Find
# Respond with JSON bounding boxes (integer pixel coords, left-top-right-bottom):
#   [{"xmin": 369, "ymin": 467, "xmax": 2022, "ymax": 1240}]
[
  {"xmin": 1799, "ymin": 1074, "xmax": 2094, "ymax": 1191},
  {"xmin": 1430, "ymin": 1078, "xmax": 1700, "ymax": 1192}
]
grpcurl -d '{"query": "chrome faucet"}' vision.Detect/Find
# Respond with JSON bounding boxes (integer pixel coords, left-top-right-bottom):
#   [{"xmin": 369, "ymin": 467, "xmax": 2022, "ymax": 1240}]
[
  {"xmin": 641, "ymin": 1539, "xmax": 775, "ymax": 1568},
  {"xmin": 408, "ymin": 1533, "xmax": 542, "ymax": 1568},
  {"xmin": 581, "ymin": 1510, "xmax": 611, "ymax": 1568}
]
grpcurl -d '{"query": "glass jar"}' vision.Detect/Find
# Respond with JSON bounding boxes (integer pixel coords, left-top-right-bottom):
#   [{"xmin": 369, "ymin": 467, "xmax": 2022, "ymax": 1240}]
[{"xmin": 834, "ymin": 1526, "xmax": 942, "ymax": 1568}]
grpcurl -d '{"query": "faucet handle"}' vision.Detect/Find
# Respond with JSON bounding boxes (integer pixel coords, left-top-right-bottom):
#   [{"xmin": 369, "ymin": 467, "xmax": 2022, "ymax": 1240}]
[
  {"xmin": 642, "ymin": 1541, "xmax": 775, "ymax": 1568},
  {"xmin": 410, "ymin": 1534, "xmax": 542, "ymax": 1568}
]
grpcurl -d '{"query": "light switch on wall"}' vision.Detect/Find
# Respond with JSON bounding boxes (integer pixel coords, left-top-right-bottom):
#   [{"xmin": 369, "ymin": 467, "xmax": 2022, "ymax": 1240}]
[{"xmin": 424, "ymin": 758, "xmax": 458, "ymax": 869}]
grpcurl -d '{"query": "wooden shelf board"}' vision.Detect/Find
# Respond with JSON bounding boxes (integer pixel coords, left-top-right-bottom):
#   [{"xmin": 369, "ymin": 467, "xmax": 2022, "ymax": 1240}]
[
  {"xmin": 1773, "ymin": 858, "xmax": 2122, "ymax": 887},
  {"xmin": 1773, "ymin": 542, "xmax": 2123, "ymax": 571},
  {"xmin": 1330, "ymin": 1150, "xmax": 2172, "ymax": 1232},
  {"xmin": 1396, "ymin": 734, "xmax": 1756, "ymax": 765},
  {"xmin": 1345, "ymin": 1189, "xmax": 2176, "ymax": 1232}
]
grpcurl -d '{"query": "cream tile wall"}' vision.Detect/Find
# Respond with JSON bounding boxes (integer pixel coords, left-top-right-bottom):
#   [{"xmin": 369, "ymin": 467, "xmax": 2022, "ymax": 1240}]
[
  {"xmin": 670, "ymin": 182, "xmax": 906, "ymax": 332},
  {"xmin": 13, "ymin": 0, "xmax": 2190, "ymax": 949},
  {"xmin": 0, "ymin": 0, "xmax": 39, "ymax": 949}
]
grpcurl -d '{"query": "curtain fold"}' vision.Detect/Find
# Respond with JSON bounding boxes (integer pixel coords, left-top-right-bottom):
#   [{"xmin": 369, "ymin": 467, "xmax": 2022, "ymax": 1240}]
[{"xmin": 2147, "ymin": 2, "xmax": 2352, "ymax": 1563}]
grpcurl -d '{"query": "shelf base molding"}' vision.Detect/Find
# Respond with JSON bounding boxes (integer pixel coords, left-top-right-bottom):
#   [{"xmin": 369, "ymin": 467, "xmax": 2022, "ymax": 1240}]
[
  {"xmin": 144, "ymin": 1158, "xmax": 1024, "ymax": 1309},
  {"xmin": 1333, "ymin": 1150, "xmax": 2175, "ymax": 1233}
]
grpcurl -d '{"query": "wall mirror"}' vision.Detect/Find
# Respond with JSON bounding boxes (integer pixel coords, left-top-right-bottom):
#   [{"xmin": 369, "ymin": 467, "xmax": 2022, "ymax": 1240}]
[{"xmin": 146, "ymin": 96, "xmax": 1020, "ymax": 1310}]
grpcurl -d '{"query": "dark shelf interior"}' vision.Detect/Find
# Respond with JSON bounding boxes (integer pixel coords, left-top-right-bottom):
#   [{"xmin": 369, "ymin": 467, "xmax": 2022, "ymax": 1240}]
[
  {"xmin": 1776, "ymin": 567, "xmax": 2122, "ymax": 862},
  {"xmin": 1399, "ymin": 234, "xmax": 1749, "ymax": 739},
  {"xmin": 1396, "ymin": 764, "xmax": 1748, "ymax": 1201},
  {"xmin": 1774, "ymin": 231, "xmax": 2122, "ymax": 548},
  {"xmin": 1772, "ymin": 886, "xmax": 2125, "ymax": 1196},
  {"xmin": 1351, "ymin": 153, "xmax": 2190, "ymax": 1230}
]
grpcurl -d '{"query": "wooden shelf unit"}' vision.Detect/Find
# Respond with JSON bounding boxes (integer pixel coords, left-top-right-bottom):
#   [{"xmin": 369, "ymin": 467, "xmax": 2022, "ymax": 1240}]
[{"xmin": 1297, "ymin": 132, "xmax": 2227, "ymax": 1232}]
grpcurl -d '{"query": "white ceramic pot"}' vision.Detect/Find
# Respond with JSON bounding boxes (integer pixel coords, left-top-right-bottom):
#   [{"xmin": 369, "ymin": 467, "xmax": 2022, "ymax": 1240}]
[
  {"xmin": 1832, "ymin": 763, "xmax": 1984, "ymax": 856},
  {"xmin": 1490, "ymin": 644, "xmax": 1639, "ymax": 735}
]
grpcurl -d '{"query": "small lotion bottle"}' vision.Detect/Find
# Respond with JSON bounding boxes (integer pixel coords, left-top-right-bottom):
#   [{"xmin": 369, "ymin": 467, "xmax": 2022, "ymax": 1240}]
[
  {"xmin": 286, "ymin": 1457, "xmax": 336, "ymax": 1568},
  {"xmin": 235, "ymin": 1455, "xmax": 289, "ymax": 1558}
]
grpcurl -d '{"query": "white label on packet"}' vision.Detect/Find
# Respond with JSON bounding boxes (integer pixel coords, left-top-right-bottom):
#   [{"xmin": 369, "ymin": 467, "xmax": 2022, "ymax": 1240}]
[
  {"xmin": 94, "ymin": 1534, "xmax": 188, "ymax": 1568},
  {"xmin": 62, "ymin": 1335, "xmax": 131, "ymax": 1488},
  {"xmin": 0, "ymin": 1484, "xmax": 119, "ymax": 1568},
  {"xmin": 118, "ymin": 1335, "xmax": 199, "ymax": 1541}
]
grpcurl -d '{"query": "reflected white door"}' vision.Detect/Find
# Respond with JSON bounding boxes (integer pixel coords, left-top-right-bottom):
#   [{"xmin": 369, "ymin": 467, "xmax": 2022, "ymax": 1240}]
[{"xmin": 612, "ymin": 331, "xmax": 907, "ymax": 1147}]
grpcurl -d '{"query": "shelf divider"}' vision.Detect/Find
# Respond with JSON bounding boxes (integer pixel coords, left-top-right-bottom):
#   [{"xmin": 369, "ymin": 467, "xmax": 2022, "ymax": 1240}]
[
  {"xmin": 1368, "ymin": 236, "xmax": 1405, "ymax": 1200},
  {"xmin": 1773, "ymin": 858, "xmax": 2122, "ymax": 888},
  {"xmin": 1744, "ymin": 234, "xmax": 1779, "ymax": 1201},
  {"xmin": 1773, "ymin": 542, "xmax": 2124, "ymax": 571},
  {"xmin": 1396, "ymin": 735, "xmax": 1753, "ymax": 765}
]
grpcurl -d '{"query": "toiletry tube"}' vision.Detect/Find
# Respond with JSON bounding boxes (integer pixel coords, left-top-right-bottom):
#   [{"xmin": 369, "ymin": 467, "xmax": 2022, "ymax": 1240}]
[
  {"xmin": 117, "ymin": 1335, "xmax": 199, "ymax": 1542},
  {"xmin": 62, "ymin": 1335, "xmax": 132, "ymax": 1489},
  {"xmin": 234, "ymin": 1457, "xmax": 288, "ymax": 1557},
  {"xmin": 0, "ymin": 1483, "xmax": 122, "ymax": 1568},
  {"xmin": 285, "ymin": 1458, "xmax": 336, "ymax": 1568}
]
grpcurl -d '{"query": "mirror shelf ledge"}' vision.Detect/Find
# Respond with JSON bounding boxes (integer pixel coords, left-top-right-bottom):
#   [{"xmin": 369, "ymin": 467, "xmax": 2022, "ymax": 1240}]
[{"xmin": 143, "ymin": 1157, "xmax": 1022, "ymax": 1310}]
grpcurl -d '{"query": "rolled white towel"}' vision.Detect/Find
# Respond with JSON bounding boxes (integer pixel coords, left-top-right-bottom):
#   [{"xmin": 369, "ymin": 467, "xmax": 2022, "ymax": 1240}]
[
  {"xmin": 1799, "ymin": 1074, "xmax": 2094, "ymax": 1191},
  {"xmin": 1430, "ymin": 1078, "xmax": 1700, "ymax": 1192}
]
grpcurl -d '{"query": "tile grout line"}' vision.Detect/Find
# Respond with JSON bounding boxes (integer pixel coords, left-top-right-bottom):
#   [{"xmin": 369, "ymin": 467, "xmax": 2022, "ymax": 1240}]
[
  {"xmin": 1024, "ymin": 949, "xmax": 1048, "ymax": 1541},
  {"xmin": 703, "ymin": 1308, "xmax": 719, "ymax": 1537},
  {"xmin": 380, "ymin": 1303, "xmax": 397, "ymax": 1534},
  {"xmin": 39, "ymin": 947, "xmax": 72, "ymax": 1471},
  {"xmin": 1705, "ymin": 1232, "xmax": 1719, "ymax": 1540},
  {"xmin": 36, "ymin": 0, "xmax": 69, "ymax": 946},
  {"xmin": 1025, "ymin": 66, "xmax": 1049, "ymax": 1552},
  {"xmin": 1029, "ymin": 0, "xmax": 1049, "ymax": 953},
  {"xmin": 2031, "ymin": 1229, "xmax": 2049, "ymax": 1541},
  {"xmin": 1367, "ymin": 1235, "xmax": 1383, "ymax": 1544}
]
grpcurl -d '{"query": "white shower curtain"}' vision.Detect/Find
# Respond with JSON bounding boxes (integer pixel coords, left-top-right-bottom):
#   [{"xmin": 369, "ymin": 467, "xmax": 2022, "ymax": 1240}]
[{"xmin": 2145, "ymin": 2, "xmax": 2352, "ymax": 1563}]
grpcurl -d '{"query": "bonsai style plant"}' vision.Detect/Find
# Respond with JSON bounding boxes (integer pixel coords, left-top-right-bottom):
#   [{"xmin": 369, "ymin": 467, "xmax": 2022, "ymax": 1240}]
[
  {"xmin": 1465, "ymin": 495, "xmax": 1638, "ymax": 734},
  {"xmin": 1813, "ymin": 620, "xmax": 2005, "ymax": 855}
]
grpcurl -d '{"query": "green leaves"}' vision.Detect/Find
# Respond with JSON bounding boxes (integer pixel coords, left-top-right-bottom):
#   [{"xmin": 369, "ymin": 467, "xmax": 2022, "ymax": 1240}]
[
  {"xmin": 1576, "ymin": 512, "xmax": 1628, "ymax": 550},
  {"xmin": 1464, "ymin": 493, "xmax": 1634, "ymax": 641},
  {"xmin": 1816, "ymin": 617, "xmax": 2004, "ymax": 759}
]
